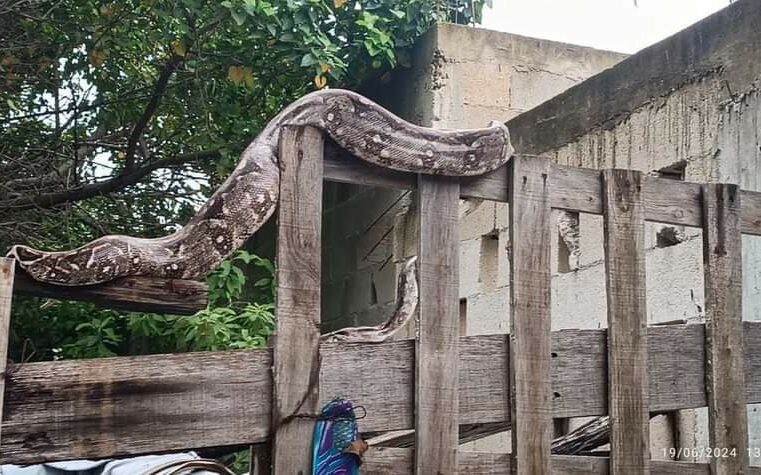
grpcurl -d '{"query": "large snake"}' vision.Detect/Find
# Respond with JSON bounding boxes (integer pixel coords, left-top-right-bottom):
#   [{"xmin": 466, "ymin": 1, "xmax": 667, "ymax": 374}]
[{"xmin": 8, "ymin": 89, "xmax": 512, "ymax": 292}]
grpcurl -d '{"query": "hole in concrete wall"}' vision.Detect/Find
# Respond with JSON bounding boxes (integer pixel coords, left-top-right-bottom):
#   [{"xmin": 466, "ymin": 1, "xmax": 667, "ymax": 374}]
[
  {"xmin": 656, "ymin": 226, "xmax": 687, "ymax": 248},
  {"xmin": 459, "ymin": 298, "xmax": 467, "ymax": 335},
  {"xmin": 557, "ymin": 211, "xmax": 580, "ymax": 273},
  {"xmin": 557, "ymin": 231, "xmax": 572, "ymax": 273},
  {"xmin": 478, "ymin": 233, "xmax": 499, "ymax": 291},
  {"xmin": 653, "ymin": 160, "xmax": 686, "ymax": 181},
  {"xmin": 652, "ymin": 161, "xmax": 687, "ymax": 248}
]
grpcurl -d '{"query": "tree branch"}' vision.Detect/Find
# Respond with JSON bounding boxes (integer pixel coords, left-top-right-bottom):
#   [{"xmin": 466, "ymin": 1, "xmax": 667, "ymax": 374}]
[
  {"xmin": 123, "ymin": 56, "xmax": 182, "ymax": 171},
  {"xmin": 0, "ymin": 149, "xmax": 221, "ymax": 211}
]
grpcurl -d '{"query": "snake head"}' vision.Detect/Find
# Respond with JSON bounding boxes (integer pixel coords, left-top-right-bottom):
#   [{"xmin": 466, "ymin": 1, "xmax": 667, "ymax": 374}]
[{"xmin": 7, "ymin": 244, "xmax": 64, "ymax": 283}]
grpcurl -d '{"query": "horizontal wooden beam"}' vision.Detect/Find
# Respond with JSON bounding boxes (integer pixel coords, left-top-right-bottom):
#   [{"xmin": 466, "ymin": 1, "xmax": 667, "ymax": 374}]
[
  {"xmin": 323, "ymin": 143, "xmax": 761, "ymax": 235},
  {"xmin": 5, "ymin": 322, "xmax": 761, "ymax": 464},
  {"xmin": 362, "ymin": 449, "xmax": 761, "ymax": 475},
  {"xmin": 12, "ymin": 269, "xmax": 207, "ymax": 315}
]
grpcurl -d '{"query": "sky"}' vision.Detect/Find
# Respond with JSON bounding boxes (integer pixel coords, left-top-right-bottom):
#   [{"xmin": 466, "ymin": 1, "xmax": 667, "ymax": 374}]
[{"xmin": 482, "ymin": 0, "xmax": 731, "ymax": 54}]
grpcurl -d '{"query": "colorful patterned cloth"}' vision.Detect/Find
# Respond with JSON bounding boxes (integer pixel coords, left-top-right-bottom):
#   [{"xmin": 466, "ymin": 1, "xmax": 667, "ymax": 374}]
[{"xmin": 311, "ymin": 398, "xmax": 363, "ymax": 475}]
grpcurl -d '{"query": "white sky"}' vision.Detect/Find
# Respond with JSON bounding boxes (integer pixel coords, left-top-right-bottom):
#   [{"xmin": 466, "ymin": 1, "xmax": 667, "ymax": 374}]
[{"xmin": 483, "ymin": 0, "xmax": 731, "ymax": 54}]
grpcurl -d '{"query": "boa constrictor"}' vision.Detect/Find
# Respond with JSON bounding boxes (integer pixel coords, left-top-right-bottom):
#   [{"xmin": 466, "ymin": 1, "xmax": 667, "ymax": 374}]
[{"xmin": 8, "ymin": 89, "xmax": 513, "ymax": 292}]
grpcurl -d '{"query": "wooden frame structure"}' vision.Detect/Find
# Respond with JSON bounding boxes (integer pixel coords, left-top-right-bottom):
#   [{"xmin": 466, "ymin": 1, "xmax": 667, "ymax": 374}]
[{"xmin": 1, "ymin": 129, "xmax": 761, "ymax": 474}]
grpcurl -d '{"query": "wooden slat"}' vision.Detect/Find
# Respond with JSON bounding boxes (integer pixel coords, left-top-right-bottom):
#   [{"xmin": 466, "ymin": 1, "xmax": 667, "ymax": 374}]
[
  {"xmin": 508, "ymin": 156, "xmax": 553, "ymax": 473},
  {"xmin": 702, "ymin": 183, "xmax": 749, "ymax": 474},
  {"xmin": 0, "ymin": 258, "xmax": 15, "ymax": 446},
  {"xmin": 415, "ymin": 175, "xmax": 460, "ymax": 473},
  {"xmin": 8, "ymin": 323, "xmax": 761, "ymax": 464},
  {"xmin": 602, "ymin": 169, "xmax": 650, "ymax": 473},
  {"xmin": 362, "ymin": 448, "xmax": 740, "ymax": 475},
  {"xmin": 1, "ymin": 350, "xmax": 273, "ymax": 463},
  {"xmin": 322, "ymin": 149, "xmax": 761, "ymax": 235},
  {"xmin": 271, "ymin": 126, "xmax": 324, "ymax": 474},
  {"xmin": 12, "ymin": 271, "xmax": 207, "ymax": 314}
]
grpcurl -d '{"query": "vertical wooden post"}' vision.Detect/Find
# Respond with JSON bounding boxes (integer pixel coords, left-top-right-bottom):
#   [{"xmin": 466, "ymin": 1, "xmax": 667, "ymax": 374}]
[
  {"xmin": 0, "ymin": 258, "xmax": 15, "ymax": 445},
  {"xmin": 702, "ymin": 183, "xmax": 749, "ymax": 474},
  {"xmin": 415, "ymin": 175, "xmax": 460, "ymax": 474},
  {"xmin": 0, "ymin": 257, "xmax": 15, "ymax": 448},
  {"xmin": 272, "ymin": 126, "xmax": 324, "ymax": 474},
  {"xmin": 508, "ymin": 156, "xmax": 552, "ymax": 474},
  {"xmin": 602, "ymin": 169, "xmax": 649, "ymax": 474}
]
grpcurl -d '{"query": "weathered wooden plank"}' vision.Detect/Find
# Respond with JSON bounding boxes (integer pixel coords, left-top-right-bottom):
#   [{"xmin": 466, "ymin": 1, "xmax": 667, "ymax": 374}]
[
  {"xmin": 415, "ymin": 175, "xmax": 460, "ymax": 473},
  {"xmin": 0, "ymin": 258, "xmax": 15, "ymax": 446},
  {"xmin": 702, "ymin": 183, "xmax": 749, "ymax": 474},
  {"xmin": 362, "ymin": 448, "xmax": 737, "ymax": 475},
  {"xmin": 602, "ymin": 169, "xmax": 650, "ymax": 473},
  {"xmin": 322, "ymin": 148, "xmax": 761, "ymax": 235},
  {"xmin": 509, "ymin": 156, "xmax": 553, "ymax": 473},
  {"xmin": 7, "ymin": 323, "xmax": 761, "ymax": 464},
  {"xmin": 12, "ymin": 271, "xmax": 207, "ymax": 315},
  {"xmin": 271, "ymin": 126, "xmax": 324, "ymax": 474},
  {"xmin": 0, "ymin": 350, "xmax": 273, "ymax": 464},
  {"xmin": 460, "ymin": 165, "xmax": 510, "ymax": 202}
]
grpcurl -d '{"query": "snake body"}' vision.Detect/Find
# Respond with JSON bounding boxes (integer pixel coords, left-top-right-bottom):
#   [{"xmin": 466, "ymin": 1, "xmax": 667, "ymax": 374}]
[
  {"xmin": 8, "ymin": 89, "xmax": 513, "ymax": 286},
  {"xmin": 321, "ymin": 256, "xmax": 418, "ymax": 343}
]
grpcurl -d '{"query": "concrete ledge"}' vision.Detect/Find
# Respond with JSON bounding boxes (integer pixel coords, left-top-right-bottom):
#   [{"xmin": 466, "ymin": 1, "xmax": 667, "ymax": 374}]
[{"xmin": 506, "ymin": 0, "xmax": 761, "ymax": 155}]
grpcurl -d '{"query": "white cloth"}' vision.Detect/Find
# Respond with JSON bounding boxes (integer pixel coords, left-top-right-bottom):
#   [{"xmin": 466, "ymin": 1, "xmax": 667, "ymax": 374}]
[{"xmin": 1, "ymin": 452, "xmax": 217, "ymax": 475}]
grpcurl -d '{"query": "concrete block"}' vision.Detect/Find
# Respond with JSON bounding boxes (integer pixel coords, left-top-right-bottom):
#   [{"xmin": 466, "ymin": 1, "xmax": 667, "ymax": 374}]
[
  {"xmin": 465, "ymin": 285, "xmax": 511, "ymax": 335},
  {"xmin": 459, "ymin": 199, "xmax": 496, "ymax": 241},
  {"xmin": 460, "ymin": 237, "xmax": 482, "ymax": 298},
  {"xmin": 650, "ymin": 414, "xmax": 676, "ymax": 461}
]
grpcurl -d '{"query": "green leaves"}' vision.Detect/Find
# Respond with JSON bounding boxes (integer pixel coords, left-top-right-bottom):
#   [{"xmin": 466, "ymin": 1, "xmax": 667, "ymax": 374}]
[{"xmin": 3, "ymin": 0, "xmax": 486, "ymax": 365}]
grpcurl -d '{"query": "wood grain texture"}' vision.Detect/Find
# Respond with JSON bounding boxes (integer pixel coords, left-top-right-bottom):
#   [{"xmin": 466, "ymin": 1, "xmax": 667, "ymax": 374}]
[
  {"xmin": 509, "ymin": 156, "xmax": 553, "ymax": 473},
  {"xmin": 361, "ymin": 448, "xmax": 739, "ymax": 475},
  {"xmin": 322, "ymin": 149, "xmax": 761, "ymax": 235},
  {"xmin": 1, "ymin": 350, "xmax": 272, "ymax": 463},
  {"xmin": 8, "ymin": 323, "xmax": 761, "ymax": 464},
  {"xmin": 602, "ymin": 169, "xmax": 650, "ymax": 473},
  {"xmin": 415, "ymin": 175, "xmax": 460, "ymax": 473},
  {"xmin": 271, "ymin": 126, "xmax": 324, "ymax": 474},
  {"xmin": 13, "ymin": 271, "xmax": 207, "ymax": 315},
  {"xmin": 0, "ymin": 258, "xmax": 15, "ymax": 446},
  {"xmin": 701, "ymin": 183, "xmax": 749, "ymax": 474}
]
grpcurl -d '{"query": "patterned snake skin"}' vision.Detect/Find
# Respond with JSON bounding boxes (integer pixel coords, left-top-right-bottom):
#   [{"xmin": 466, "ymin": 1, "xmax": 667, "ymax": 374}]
[{"xmin": 7, "ymin": 89, "xmax": 513, "ymax": 289}]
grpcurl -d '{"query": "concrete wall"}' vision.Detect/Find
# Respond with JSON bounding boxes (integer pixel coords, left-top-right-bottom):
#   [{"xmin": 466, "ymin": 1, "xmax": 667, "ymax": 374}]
[{"xmin": 321, "ymin": 22, "xmax": 626, "ymax": 331}]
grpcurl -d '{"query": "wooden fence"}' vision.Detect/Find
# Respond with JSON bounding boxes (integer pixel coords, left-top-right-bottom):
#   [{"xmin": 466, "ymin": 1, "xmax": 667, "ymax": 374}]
[{"xmin": 1, "ymin": 125, "xmax": 761, "ymax": 474}]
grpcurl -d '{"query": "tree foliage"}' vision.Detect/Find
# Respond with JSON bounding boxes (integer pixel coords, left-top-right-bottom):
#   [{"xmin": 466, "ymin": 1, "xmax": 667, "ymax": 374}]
[
  {"xmin": 2, "ymin": 0, "xmax": 488, "ymax": 362},
  {"xmin": 0, "ymin": 0, "xmax": 486, "ymax": 247}
]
